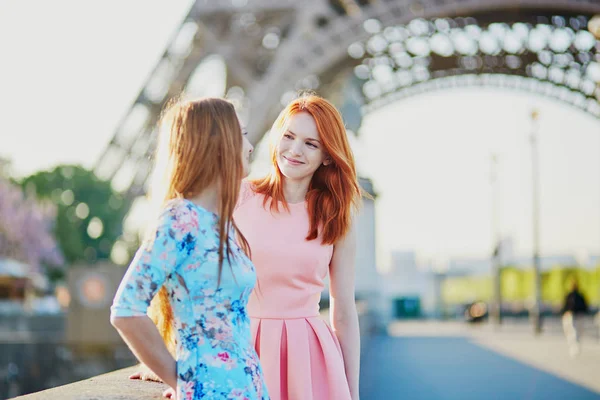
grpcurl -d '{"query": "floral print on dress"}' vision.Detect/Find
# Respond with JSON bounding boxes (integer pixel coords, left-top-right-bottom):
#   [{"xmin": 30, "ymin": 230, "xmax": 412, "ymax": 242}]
[{"xmin": 111, "ymin": 199, "xmax": 269, "ymax": 400}]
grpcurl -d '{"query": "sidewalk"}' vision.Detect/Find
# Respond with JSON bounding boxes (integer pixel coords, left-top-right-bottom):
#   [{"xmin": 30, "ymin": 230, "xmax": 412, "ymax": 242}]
[{"xmin": 388, "ymin": 319, "xmax": 600, "ymax": 394}]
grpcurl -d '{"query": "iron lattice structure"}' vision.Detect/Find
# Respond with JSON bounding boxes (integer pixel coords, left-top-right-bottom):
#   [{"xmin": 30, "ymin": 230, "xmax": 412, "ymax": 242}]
[{"xmin": 95, "ymin": 0, "xmax": 600, "ymax": 197}]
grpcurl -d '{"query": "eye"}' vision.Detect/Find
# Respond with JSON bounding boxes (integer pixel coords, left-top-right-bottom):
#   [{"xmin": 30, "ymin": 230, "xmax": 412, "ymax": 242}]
[
  {"xmin": 242, "ymin": 130, "xmax": 249, "ymax": 136},
  {"xmin": 283, "ymin": 133, "xmax": 293, "ymax": 140},
  {"xmin": 306, "ymin": 142, "xmax": 317, "ymax": 148}
]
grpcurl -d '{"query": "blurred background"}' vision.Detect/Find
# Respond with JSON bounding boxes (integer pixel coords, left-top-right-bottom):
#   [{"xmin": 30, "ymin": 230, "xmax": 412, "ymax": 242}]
[{"xmin": 1, "ymin": 1, "xmax": 600, "ymax": 399}]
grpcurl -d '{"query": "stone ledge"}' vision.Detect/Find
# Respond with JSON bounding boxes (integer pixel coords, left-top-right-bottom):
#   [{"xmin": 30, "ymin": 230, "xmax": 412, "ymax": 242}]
[
  {"xmin": 11, "ymin": 312, "xmax": 376, "ymax": 399},
  {"xmin": 12, "ymin": 366, "xmax": 168, "ymax": 400}
]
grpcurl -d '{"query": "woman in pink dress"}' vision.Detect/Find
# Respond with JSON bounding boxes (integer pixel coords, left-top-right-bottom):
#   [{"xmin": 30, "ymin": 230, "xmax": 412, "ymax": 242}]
[{"xmin": 234, "ymin": 94, "xmax": 362, "ymax": 400}]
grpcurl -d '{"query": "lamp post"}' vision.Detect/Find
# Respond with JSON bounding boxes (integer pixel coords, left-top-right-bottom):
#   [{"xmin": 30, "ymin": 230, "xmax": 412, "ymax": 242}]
[
  {"xmin": 490, "ymin": 154, "xmax": 502, "ymax": 326},
  {"xmin": 589, "ymin": 16, "xmax": 600, "ymax": 313},
  {"xmin": 529, "ymin": 108, "xmax": 543, "ymax": 335}
]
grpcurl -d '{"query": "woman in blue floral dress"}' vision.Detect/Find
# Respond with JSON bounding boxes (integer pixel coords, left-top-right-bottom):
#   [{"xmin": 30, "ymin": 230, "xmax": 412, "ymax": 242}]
[{"xmin": 110, "ymin": 98, "xmax": 269, "ymax": 400}]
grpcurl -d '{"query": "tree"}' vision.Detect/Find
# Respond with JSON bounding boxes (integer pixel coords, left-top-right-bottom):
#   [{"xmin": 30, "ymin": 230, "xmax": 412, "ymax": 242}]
[{"xmin": 20, "ymin": 165, "xmax": 130, "ymax": 266}]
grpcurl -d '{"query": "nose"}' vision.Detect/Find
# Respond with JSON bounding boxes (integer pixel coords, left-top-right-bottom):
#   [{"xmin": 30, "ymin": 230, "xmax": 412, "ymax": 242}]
[{"xmin": 289, "ymin": 139, "xmax": 303, "ymax": 156}]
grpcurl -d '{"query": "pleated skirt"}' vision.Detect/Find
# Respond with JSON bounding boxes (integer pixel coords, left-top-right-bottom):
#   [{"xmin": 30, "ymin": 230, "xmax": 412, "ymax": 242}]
[{"xmin": 251, "ymin": 316, "xmax": 352, "ymax": 400}]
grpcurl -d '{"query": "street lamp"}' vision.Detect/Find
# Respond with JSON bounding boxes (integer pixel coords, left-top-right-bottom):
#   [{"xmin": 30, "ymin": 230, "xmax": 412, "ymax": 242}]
[
  {"xmin": 490, "ymin": 154, "xmax": 502, "ymax": 326},
  {"xmin": 589, "ymin": 15, "xmax": 600, "ymax": 315},
  {"xmin": 529, "ymin": 108, "xmax": 543, "ymax": 335}
]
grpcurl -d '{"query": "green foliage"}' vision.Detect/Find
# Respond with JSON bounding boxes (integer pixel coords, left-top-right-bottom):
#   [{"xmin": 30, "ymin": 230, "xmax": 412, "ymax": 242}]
[{"xmin": 20, "ymin": 165, "xmax": 129, "ymax": 265}]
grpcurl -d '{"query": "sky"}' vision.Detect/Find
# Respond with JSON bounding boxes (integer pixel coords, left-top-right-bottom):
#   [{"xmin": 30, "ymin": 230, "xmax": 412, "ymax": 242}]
[
  {"xmin": 358, "ymin": 88, "xmax": 600, "ymax": 269},
  {"xmin": 0, "ymin": 0, "xmax": 194, "ymax": 176},
  {"xmin": 1, "ymin": 1, "xmax": 599, "ymax": 269}
]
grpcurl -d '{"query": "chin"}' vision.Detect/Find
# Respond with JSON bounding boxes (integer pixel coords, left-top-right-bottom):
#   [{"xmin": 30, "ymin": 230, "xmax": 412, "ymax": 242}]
[
  {"xmin": 281, "ymin": 168, "xmax": 313, "ymax": 181},
  {"xmin": 276, "ymin": 160, "xmax": 311, "ymax": 180}
]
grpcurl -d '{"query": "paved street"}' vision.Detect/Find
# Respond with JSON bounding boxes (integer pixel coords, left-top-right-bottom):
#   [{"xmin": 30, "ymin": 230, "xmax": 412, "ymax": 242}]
[{"xmin": 360, "ymin": 321, "xmax": 600, "ymax": 400}]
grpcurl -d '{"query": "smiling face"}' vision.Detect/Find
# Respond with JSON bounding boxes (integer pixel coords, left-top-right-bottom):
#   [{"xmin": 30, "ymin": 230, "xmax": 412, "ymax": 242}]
[{"xmin": 275, "ymin": 112, "xmax": 331, "ymax": 183}]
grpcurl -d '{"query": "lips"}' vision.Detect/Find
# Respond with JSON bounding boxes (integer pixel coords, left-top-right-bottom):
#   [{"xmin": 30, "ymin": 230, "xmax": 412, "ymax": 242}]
[{"xmin": 283, "ymin": 156, "xmax": 304, "ymax": 166}]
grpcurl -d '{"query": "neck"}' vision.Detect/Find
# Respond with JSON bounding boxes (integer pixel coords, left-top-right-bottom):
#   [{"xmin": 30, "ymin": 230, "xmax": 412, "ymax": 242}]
[
  {"xmin": 282, "ymin": 176, "xmax": 311, "ymax": 204},
  {"xmin": 187, "ymin": 182, "xmax": 220, "ymax": 214}
]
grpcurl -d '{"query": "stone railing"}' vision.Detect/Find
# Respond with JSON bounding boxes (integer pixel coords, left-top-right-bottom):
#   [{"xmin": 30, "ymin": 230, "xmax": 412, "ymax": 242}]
[
  {"xmin": 12, "ymin": 366, "xmax": 167, "ymax": 400},
  {"xmin": 11, "ymin": 311, "xmax": 377, "ymax": 399}
]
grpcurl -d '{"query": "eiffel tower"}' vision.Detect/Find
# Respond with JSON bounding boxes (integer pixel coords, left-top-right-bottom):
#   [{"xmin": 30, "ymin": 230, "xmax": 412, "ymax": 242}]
[
  {"xmin": 93, "ymin": 0, "xmax": 599, "ymax": 330},
  {"xmin": 95, "ymin": 0, "xmax": 600, "ymax": 197}
]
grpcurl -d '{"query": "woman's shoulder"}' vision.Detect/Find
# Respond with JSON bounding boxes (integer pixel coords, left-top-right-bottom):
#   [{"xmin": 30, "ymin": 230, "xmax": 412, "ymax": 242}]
[
  {"xmin": 141, "ymin": 199, "xmax": 204, "ymax": 248},
  {"xmin": 158, "ymin": 198, "xmax": 215, "ymax": 229},
  {"xmin": 162, "ymin": 198, "xmax": 196, "ymax": 218}
]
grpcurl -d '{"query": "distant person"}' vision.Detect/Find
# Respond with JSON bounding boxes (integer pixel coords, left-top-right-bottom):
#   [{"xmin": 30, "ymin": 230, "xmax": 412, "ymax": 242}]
[
  {"xmin": 561, "ymin": 280, "xmax": 589, "ymax": 357},
  {"xmin": 110, "ymin": 98, "xmax": 269, "ymax": 399}
]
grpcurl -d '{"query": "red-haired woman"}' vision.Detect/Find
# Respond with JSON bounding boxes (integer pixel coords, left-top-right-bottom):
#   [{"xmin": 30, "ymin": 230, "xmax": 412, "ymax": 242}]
[
  {"xmin": 111, "ymin": 98, "xmax": 269, "ymax": 400},
  {"xmin": 235, "ymin": 94, "xmax": 362, "ymax": 400}
]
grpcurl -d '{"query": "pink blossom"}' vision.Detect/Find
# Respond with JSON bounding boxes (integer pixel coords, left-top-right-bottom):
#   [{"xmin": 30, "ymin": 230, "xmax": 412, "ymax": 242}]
[{"xmin": 0, "ymin": 178, "xmax": 64, "ymax": 272}]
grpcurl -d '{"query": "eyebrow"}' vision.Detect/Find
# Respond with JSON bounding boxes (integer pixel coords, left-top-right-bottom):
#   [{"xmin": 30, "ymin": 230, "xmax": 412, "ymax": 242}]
[{"xmin": 287, "ymin": 129, "xmax": 321, "ymax": 143}]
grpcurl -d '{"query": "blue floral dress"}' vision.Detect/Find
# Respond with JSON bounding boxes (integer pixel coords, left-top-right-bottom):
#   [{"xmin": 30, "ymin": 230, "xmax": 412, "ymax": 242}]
[{"xmin": 111, "ymin": 199, "xmax": 269, "ymax": 400}]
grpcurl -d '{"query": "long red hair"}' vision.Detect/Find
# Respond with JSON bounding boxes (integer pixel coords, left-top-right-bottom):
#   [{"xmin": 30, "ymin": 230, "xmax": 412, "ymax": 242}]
[
  {"xmin": 147, "ymin": 97, "xmax": 250, "ymax": 352},
  {"xmin": 252, "ymin": 94, "xmax": 361, "ymax": 244}
]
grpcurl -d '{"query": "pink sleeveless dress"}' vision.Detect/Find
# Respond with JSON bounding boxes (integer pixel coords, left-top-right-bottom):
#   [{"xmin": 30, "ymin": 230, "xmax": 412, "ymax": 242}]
[{"xmin": 234, "ymin": 181, "xmax": 352, "ymax": 400}]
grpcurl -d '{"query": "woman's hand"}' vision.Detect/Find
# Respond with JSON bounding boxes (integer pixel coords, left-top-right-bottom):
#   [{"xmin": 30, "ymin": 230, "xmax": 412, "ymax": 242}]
[
  {"xmin": 129, "ymin": 366, "xmax": 163, "ymax": 383},
  {"xmin": 111, "ymin": 316, "xmax": 177, "ymax": 389},
  {"xmin": 163, "ymin": 387, "xmax": 176, "ymax": 398}
]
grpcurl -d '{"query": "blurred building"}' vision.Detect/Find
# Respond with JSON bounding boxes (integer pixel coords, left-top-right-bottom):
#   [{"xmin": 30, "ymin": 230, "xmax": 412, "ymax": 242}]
[
  {"xmin": 354, "ymin": 178, "xmax": 378, "ymax": 297},
  {"xmin": 381, "ymin": 251, "xmax": 440, "ymax": 319},
  {"xmin": 379, "ymin": 238, "xmax": 600, "ymax": 320},
  {"xmin": 0, "ymin": 258, "xmax": 53, "ymax": 315},
  {"xmin": 320, "ymin": 178, "xmax": 388, "ymax": 331}
]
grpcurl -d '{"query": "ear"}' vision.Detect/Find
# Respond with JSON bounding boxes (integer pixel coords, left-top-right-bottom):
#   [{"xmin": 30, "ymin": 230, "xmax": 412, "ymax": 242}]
[{"xmin": 323, "ymin": 157, "xmax": 332, "ymax": 166}]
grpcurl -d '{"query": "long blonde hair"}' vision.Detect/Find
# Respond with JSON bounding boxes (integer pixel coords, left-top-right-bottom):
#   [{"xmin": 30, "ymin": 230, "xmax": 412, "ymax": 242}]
[{"xmin": 147, "ymin": 97, "xmax": 250, "ymax": 352}]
